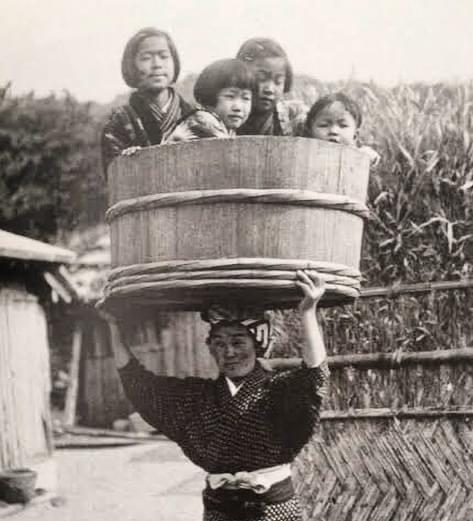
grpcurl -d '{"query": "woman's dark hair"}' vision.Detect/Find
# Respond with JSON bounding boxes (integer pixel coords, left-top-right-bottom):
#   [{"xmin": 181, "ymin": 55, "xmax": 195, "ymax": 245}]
[
  {"xmin": 193, "ymin": 59, "xmax": 256, "ymax": 108},
  {"xmin": 121, "ymin": 27, "xmax": 180, "ymax": 88},
  {"xmin": 304, "ymin": 92, "xmax": 363, "ymax": 136},
  {"xmin": 236, "ymin": 37, "xmax": 293, "ymax": 93}
]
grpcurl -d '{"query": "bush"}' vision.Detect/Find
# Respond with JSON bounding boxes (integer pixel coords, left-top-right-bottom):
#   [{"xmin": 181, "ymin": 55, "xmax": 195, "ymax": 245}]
[{"xmin": 0, "ymin": 86, "xmax": 106, "ymax": 242}]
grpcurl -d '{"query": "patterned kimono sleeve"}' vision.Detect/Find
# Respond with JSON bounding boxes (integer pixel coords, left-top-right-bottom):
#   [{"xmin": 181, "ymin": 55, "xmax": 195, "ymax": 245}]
[
  {"xmin": 101, "ymin": 108, "xmax": 136, "ymax": 177},
  {"xmin": 118, "ymin": 356, "xmax": 205, "ymax": 442},
  {"xmin": 165, "ymin": 110, "xmax": 229, "ymax": 143},
  {"xmin": 287, "ymin": 361, "xmax": 329, "ymax": 417},
  {"xmin": 305, "ymin": 360, "xmax": 330, "ymax": 402},
  {"xmin": 268, "ymin": 361, "xmax": 330, "ymax": 453}
]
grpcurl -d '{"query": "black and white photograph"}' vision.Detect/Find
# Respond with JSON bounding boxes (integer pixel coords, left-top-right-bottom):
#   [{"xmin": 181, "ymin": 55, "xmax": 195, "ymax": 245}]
[{"xmin": 1, "ymin": 1, "xmax": 473, "ymax": 519}]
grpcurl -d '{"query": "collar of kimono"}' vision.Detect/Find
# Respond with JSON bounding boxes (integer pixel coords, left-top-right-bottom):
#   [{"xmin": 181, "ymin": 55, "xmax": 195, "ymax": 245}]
[
  {"xmin": 161, "ymin": 93, "xmax": 173, "ymax": 113},
  {"xmin": 218, "ymin": 360, "xmax": 268, "ymax": 397},
  {"xmin": 225, "ymin": 377, "xmax": 243, "ymax": 396}
]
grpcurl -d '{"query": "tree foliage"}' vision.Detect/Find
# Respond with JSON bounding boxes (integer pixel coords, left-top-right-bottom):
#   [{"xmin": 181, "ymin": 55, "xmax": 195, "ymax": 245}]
[{"xmin": 0, "ymin": 85, "xmax": 106, "ymax": 241}]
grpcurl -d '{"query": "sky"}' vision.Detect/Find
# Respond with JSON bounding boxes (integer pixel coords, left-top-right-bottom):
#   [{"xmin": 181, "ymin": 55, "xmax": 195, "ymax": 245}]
[{"xmin": 1, "ymin": 0, "xmax": 472, "ymax": 103}]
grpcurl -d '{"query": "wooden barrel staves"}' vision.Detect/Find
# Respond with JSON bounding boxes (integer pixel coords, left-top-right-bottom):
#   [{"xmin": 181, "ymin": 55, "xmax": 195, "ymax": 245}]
[{"xmin": 103, "ymin": 136, "xmax": 370, "ymax": 312}]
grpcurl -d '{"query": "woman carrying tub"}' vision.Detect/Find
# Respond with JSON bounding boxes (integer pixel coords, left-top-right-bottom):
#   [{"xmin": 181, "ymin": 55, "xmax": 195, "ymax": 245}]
[{"xmin": 101, "ymin": 271, "xmax": 329, "ymax": 521}]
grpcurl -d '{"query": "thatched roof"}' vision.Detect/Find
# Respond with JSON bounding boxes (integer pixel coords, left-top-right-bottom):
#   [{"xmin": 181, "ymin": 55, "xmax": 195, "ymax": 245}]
[
  {"xmin": 0, "ymin": 230, "xmax": 82, "ymax": 303},
  {"xmin": 0, "ymin": 229, "xmax": 75, "ymax": 264}
]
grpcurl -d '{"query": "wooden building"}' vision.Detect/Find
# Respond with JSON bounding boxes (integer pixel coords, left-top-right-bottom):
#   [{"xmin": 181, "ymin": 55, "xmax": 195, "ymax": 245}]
[
  {"xmin": 67, "ymin": 228, "xmax": 215, "ymax": 428},
  {"xmin": 0, "ymin": 229, "xmax": 76, "ymax": 493}
]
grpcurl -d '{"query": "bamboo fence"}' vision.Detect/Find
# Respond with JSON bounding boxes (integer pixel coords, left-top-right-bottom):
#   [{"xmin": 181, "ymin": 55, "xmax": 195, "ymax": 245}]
[
  {"xmin": 290, "ymin": 283, "xmax": 473, "ymax": 521},
  {"xmin": 294, "ymin": 417, "xmax": 473, "ymax": 521}
]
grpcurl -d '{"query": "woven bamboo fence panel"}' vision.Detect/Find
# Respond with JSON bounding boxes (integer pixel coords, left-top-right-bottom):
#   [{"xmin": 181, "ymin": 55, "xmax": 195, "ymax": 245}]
[
  {"xmin": 286, "ymin": 287, "xmax": 473, "ymax": 520},
  {"xmin": 294, "ymin": 416, "xmax": 473, "ymax": 521},
  {"xmin": 271, "ymin": 291, "xmax": 473, "ymax": 520}
]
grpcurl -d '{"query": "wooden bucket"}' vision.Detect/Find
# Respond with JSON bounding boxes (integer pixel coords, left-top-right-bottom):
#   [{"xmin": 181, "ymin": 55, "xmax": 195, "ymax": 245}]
[
  {"xmin": 103, "ymin": 137, "xmax": 370, "ymax": 311},
  {"xmin": 0, "ymin": 469, "xmax": 37, "ymax": 504}
]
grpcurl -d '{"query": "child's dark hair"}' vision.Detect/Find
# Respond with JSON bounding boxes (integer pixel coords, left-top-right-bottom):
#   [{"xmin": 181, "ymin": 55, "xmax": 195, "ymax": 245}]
[
  {"xmin": 304, "ymin": 92, "xmax": 363, "ymax": 137},
  {"xmin": 193, "ymin": 59, "xmax": 256, "ymax": 108},
  {"xmin": 236, "ymin": 37, "xmax": 293, "ymax": 93}
]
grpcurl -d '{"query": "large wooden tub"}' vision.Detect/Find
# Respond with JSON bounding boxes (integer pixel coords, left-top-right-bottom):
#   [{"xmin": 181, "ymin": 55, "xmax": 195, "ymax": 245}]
[{"xmin": 103, "ymin": 137, "xmax": 370, "ymax": 311}]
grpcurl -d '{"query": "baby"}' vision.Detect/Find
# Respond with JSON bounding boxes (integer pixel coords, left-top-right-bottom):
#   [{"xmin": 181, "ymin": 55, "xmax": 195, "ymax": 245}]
[
  {"xmin": 304, "ymin": 92, "xmax": 380, "ymax": 164},
  {"xmin": 165, "ymin": 58, "xmax": 254, "ymax": 143}
]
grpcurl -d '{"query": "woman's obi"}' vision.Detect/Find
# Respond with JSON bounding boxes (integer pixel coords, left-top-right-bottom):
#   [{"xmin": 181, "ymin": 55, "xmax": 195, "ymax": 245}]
[{"xmin": 203, "ymin": 464, "xmax": 294, "ymax": 520}]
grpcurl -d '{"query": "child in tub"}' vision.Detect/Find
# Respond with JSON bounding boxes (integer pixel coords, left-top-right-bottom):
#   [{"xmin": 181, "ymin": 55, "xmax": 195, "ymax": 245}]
[
  {"xmin": 236, "ymin": 37, "xmax": 307, "ymax": 137},
  {"xmin": 304, "ymin": 92, "xmax": 380, "ymax": 165},
  {"xmin": 164, "ymin": 58, "xmax": 255, "ymax": 143},
  {"xmin": 101, "ymin": 27, "xmax": 193, "ymax": 176}
]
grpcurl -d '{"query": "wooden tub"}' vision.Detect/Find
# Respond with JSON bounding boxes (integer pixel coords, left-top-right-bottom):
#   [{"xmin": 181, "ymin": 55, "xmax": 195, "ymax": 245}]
[{"xmin": 103, "ymin": 137, "xmax": 370, "ymax": 311}]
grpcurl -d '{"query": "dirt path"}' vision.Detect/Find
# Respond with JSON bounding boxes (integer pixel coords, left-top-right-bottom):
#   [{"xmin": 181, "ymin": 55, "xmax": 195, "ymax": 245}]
[{"xmin": 12, "ymin": 440, "xmax": 205, "ymax": 521}]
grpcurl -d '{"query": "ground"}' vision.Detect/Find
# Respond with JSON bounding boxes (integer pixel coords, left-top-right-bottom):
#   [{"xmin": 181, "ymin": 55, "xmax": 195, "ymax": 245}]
[{"xmin": 9, "ymin": 440, "xmax": 206, "ymax": 521}]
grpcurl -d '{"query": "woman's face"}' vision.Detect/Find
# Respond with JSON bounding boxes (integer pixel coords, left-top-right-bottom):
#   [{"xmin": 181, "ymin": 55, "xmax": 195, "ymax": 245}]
[
  {"xmin": 309, "ymin": 101, "xmax": 358, "ymax": 145},
  {"xmin": 208, "ymin": 324, "xmax": 257, "ymax": 380},
  {"xmin": 214, "ymin": 87, "xmax": 253, "ymax": 130},
  {"xmin": 246, "ymin": 57, "xmax": 286, "ymax": 114},
  {"xmin": 133, "ymin": 36, "xmax": 175, "ymax": 92}
]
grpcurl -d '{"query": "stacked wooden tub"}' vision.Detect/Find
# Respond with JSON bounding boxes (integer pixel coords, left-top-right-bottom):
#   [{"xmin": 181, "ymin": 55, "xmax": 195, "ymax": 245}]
[{"xmin": 103, "ymin": 137, "xmax": 370, "ymax": 312}]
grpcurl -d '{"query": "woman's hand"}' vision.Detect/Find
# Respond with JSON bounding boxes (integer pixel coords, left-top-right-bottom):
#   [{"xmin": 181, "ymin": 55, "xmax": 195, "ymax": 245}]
[{"xmin": 295, "ymin": 270, "xmax": 326, "ymax": 312}]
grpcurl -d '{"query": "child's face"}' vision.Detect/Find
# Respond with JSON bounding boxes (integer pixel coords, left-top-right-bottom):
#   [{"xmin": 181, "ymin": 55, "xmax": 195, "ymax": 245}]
[
  {"xmin": 246, "ymin": 57, "xmax": 286, "ymax": 114},
  {"xmin": 133, "ymin": 36, "xmax": 175, "ymax": 92},
  {"xmin": 214, "ymin": 87, "xmax": 252, "ymax": 131},
  {"xmin": 309, "ymin": 101, "xmax": 358, "ymax": 145}
]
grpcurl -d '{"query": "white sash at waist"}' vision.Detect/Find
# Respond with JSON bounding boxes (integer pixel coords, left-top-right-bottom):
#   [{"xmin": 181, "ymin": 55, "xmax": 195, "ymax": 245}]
[{"xmin": 206, "ymin": 464, "xmax": 291, "ymax": 494}]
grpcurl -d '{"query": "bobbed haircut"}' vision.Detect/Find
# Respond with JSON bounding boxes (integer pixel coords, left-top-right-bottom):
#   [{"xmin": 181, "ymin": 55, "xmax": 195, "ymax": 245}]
[
  {"xmin": 304, "ymin": 92, "xmax": 363, "ymax": 136},
  {"xmin": 193, "ymin": 58, "xmax": 256, "ymax": 108},
  {"xmin": 236, "ymin": 37, "xmax": 293, "ymax": 93},
  {"xmin": 121, "ymin": 27, "xmax": 180, "ymax": 88}
]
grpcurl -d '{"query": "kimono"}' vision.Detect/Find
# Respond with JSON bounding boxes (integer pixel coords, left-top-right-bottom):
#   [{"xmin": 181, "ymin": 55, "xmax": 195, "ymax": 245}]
[
  {"xmin": 237, "ymin": 100, "xmax": 307, "ymax": 137},
  {"xmin": 164, "ymin": 109, "xmax": 232, "ymax": 144},
  {"xmin": 101, "ymin": 88, "xmax": 193, "ymax": 176},
  {"xmin": 119, "ymin": 357, "xmax": 329, "ymax": 520}
]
